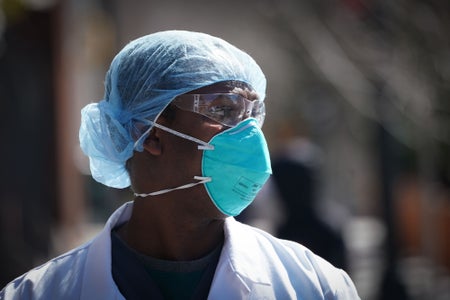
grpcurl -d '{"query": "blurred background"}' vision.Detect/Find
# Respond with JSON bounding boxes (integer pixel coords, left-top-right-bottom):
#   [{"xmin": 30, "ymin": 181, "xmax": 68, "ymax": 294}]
[{"xmin": 0, "ymin": 0, "xmax": 449, "ymax": 299}]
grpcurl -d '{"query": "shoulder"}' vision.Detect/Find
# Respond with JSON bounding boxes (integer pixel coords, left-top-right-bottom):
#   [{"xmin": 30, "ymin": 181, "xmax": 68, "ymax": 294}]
[
  {"xmin": 224, "ymin": 218, "xmax": 360, "ymax": 299},
  {"xmin": 1, "ymin": 243, "xmax": 91, "ymax": 300},
  {"xmin": 227, "ymin": 217, "xmax": 323, "ymax": 262},
  {"xmin": 279, "ymin": 238, "xmax": 360, "ymax": 299},
  {"xmin": 1, "ymin": 203, "xmax": 132, "ymax": 300}
]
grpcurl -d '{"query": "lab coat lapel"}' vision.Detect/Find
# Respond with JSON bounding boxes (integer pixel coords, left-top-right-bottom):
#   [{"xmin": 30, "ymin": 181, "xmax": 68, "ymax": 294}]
[{"xmin": 208, "ymin": 217, "xmax": 274, "ymax": 299}]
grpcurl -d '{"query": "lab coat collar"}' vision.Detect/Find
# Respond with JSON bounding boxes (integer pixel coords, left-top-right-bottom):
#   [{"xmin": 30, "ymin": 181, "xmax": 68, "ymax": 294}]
[
  {"xmin": 80, "ymin": 201, "xmax": 273, "ymax": 299},
  {"xmin": 223, "ymin": 217, "xmax": 273, "ymax": 285},
  {"xmin": 207, "ymin": 217, "xmax": 274, "ymax": 298},
  {"xmin": 80, "ymin": 201, "xmax": 133, "ymax": 300}
]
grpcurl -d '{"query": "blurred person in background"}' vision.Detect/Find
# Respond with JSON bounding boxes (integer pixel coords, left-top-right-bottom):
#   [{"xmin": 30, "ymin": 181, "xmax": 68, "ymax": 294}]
[
  {"xmin": 1, "ymin": 30, "xmax": 360, "ymax": 299},
  {"xmin": 271, "ymin": 136, "xmax": 348, "ymax": 271},
  {"xmin": 238, "ymin": 133, "xmax": 348, "ymax": 270}
]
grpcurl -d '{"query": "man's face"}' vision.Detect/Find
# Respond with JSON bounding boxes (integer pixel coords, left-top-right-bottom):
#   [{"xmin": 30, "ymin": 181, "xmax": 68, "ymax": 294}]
[
  {"xmin": 153, "ymin": 82, "xmax": 258, "ymax": 218},
  {"xmin": 158, "ymin": 81, "xmax": 257, "ymax": 173}
]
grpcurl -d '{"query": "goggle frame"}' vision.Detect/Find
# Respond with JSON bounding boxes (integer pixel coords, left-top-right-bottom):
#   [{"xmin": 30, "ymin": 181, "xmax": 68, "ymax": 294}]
[{"xmin": 171, "ymin": 93, "xmax": 265, "ymax": 128}]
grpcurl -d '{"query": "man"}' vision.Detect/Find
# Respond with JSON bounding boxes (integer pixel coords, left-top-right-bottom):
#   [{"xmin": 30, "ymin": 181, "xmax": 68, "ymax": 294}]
[{"xmin": 1, "ymin": 30, "xmax": 360, "ymax": 299}]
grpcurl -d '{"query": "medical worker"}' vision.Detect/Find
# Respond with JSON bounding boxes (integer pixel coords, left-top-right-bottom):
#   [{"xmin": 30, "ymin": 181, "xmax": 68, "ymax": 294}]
[{"xmin": 1, "ymin": 30, "xmax": 360, "ymax": 299}]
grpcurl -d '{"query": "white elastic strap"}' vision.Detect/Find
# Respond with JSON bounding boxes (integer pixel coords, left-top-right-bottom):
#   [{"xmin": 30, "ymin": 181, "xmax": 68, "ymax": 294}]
[
  {"xmin": 134, "ymin": 176, "xmax": 212, "ymax": 198},
  {"xmin": 150, "ymin": 122, "xmax": 214, "ymax": 150}
]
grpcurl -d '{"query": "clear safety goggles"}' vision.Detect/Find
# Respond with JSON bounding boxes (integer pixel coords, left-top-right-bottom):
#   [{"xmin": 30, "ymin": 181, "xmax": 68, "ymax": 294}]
[{"xmin": 171, "ymin": 93, "xmax": 265, "ymax": 127}]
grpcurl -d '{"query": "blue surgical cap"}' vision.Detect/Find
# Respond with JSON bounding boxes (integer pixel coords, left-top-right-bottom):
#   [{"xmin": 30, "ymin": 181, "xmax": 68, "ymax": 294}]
[{"xmin": 79, "ymin": 30, "xmax": 267, "ymax": 188}]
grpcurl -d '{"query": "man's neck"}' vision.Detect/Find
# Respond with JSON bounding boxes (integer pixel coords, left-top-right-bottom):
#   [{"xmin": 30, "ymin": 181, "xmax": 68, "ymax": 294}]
[{"xmin": 116, "ymin": 198, "xmax": 225, "ymax": 261}]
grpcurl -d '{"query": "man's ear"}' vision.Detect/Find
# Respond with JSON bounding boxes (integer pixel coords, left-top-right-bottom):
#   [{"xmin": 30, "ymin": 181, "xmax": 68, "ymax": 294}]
[{"xmin": 143, "ymin": 127, "xmax": 162, "ymax": 155}]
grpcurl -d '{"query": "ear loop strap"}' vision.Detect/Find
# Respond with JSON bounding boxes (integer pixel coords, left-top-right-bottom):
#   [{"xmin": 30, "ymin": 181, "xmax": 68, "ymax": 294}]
[
  {"xmin": 134, "ymin": 176, "xmax": 211, "ymax": 198},
  {"xmin": 132, "ymin": 121, "xmax": 214, "ymax": 198}
]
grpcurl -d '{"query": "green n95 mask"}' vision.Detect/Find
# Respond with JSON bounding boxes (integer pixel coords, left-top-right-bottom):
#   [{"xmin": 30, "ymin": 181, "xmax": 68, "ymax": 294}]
[
  {"xmin": 134, "ymin": 118, "xmax": 272, "ymax": 216},
  {"xmin": 202, "ymin": 118, "xmax": 272, "ymax": 216}
]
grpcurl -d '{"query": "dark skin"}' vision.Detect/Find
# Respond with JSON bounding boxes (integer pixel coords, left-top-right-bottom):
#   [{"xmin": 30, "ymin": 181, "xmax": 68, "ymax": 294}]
[{"xmin": 118, "ymin": 81, "xmax": 256, "ymax": 261}]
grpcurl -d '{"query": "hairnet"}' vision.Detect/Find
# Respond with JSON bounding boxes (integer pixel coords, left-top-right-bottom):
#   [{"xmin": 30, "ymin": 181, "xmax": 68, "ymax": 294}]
[{"xmin": 79, "ymin": 30, "xmax": 267, "ymax": 188}]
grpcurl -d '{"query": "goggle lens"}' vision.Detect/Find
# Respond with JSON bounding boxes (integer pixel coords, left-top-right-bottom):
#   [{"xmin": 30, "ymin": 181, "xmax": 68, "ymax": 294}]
[{"xmin": 172, "ymin": 93, "xmax": 265, "ymax": 127}]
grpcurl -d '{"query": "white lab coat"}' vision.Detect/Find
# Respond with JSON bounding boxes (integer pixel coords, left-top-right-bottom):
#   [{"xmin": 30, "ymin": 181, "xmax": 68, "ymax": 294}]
[{"xmin": 1, "ymin": 201, "xmax": 360, "ymax": 299}]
